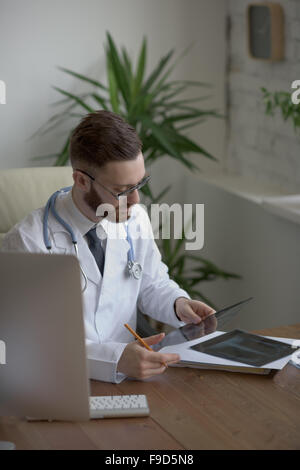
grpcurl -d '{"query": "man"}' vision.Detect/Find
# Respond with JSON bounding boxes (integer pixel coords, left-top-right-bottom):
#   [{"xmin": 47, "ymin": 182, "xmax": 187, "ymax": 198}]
[{"xmin": 1, "ymin": 110, "xmax": 215, "ymax": 383}]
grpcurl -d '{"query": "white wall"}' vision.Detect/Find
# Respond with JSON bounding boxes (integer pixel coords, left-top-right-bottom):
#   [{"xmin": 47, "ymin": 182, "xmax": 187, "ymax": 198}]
[
  {"xmin": 227, "ymin": 0, "xmax": 300, "ymax": 192},
  {"xmin": 0, "ymin": 0, "xmax": 227, "ymax": 197},
  {"xmin": 184, "ymin": 173, "xmax": 300, "ymax": 331}
]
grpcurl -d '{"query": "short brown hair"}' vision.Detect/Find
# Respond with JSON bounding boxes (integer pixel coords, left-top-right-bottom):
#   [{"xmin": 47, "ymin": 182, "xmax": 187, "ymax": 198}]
[{"xmin": 69, "ymin": 110, "xmax": 142, "ymax": 169}]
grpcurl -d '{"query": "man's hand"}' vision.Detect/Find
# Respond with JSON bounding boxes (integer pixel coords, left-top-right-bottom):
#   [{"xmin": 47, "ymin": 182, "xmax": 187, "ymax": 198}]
[
  {"xmin": 174, "ymin": 297, "xmax": 216, "ymax": 324},
  {"xmin": 117, "ymin": 333, "xmax": 180, "ymax": 380}
]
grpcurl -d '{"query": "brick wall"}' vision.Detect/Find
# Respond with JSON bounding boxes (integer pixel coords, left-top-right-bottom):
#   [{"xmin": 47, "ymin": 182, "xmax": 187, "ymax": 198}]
[{"xmin": 227, "ymin": 0, "xmax": 300, "ymax": 192}]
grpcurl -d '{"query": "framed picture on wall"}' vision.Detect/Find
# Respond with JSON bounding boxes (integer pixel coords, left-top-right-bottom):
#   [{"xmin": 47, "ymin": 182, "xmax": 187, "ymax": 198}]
[{"xmin": 247, "ymin": 2, "xmax": 284, "ymax": 61}]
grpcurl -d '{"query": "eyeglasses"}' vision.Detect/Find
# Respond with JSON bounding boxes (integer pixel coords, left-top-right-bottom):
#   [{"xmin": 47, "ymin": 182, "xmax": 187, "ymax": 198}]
[{"xmin": 75, "ymin": 168, "xmax": 151, "ymax": 200}]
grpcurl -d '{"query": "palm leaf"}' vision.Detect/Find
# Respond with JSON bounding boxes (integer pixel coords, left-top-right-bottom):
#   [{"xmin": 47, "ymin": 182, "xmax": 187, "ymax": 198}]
[
  {"xmin": 164, "ymin": 110, "xmax": 219, "ymax": 124},
  {"xmin": 170, "ymin": 131, "xmax": 218, "ymax": 161},
  {"xmin": 91, "ymin": 93, "xmax": 109, "ymax": 110},
  {"xmin": 170, "ymin": 80, "xmax": 212, "ymax": 88},
  {"xmin": 148, "ymin": 184, "xmax": 171, "ymax": 204},
  {"xmin": 106, "ymin": 50, "xmax": 120, "ymax": 114},
  {"xmin": 141, "ymin": 48, "xmax": 175, "ymax": 95},
  {"xmin": 52, "ymin": 87, "xmax": 94, "ymax": 113},
  {"xmin": 50, "ymin": 92, "xmax": 91, "ymax": 107},
  {"xmin": 106, "ymin": 32, "xmax": 130, "ymax": 109},
  {"xmin": 121, "ymin": 47, "xmax": 133, "ymax": 81},
  {"xmin": 54, "ymin": 136, "xmax": 71, "ymax": 166},
  {"xmin": 153, "ymin": 85, "xmax": 188, "ymax": 106},
  {"xmin": 158, "ymin": 95, "xmax": 212, "ymax": 109},
  {"xmin": 57, "ymin": 66, "xmax": 107, "ymax": 91},
  {"xmin": 132, "ymin": 37, "xmax": 147, "ymax": 101},
  {"xmin": 140, "ymin": 183, "xmax": 154, "ymax": 200},
  {"xmin": 150, "ymin": 41, "xmax": 196, "ymax": 97},
  {"xmin": 138, "ymin": 115, "xmax": 182, "ymax": 160},
  {"xmin": 30, "ymin": 101, "xmax": 78, "ymax": 138},
  {"xmin": 176, "ymin": 117, "xmax": 206, "ymax": 132}
]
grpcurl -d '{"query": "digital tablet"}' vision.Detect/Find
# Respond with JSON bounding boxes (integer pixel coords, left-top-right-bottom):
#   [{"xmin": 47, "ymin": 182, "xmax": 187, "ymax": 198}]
[{"xmin": 190, "ymin": 329, "xmax": 294, "ymax": 367}]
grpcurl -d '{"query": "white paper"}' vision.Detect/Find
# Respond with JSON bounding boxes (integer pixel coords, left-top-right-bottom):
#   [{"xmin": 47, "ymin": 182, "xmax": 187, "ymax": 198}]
[{"xmin": 160, "ymin": 331, "xmax": 296, "ymax": 370}]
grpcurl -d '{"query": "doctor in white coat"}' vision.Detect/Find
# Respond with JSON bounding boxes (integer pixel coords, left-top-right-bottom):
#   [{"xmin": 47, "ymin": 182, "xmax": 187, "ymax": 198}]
[{"xmin": 1, "ymin": 110, "xmax": 215, "ymax": 383}]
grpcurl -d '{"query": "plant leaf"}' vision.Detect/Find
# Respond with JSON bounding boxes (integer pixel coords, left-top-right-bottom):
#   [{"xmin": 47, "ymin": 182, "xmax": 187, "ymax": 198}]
[
  {"xmin": 150, "ymin": 41, "xmax": 196, "ymax": 97},
  {"xmin": 141, "ymin": 48, "xmax": 175, "ymax": 95},
  {"xmin": 91, "ymin": 93, "xmax": 109, "ymax": 110},
  {"xmin": 106, "ymin": 32, "xmax": 130, "ymax": 109},
  {"xmin": 54, "ymin": 136, "xmax": 71, "ymax": 166},
  {"xmin": 52, "ymin": 87, "xmax": 94, "ymax": 113},
  {"xmin": 57, "ymin": 66, "xmax": 107, "ymax": 91},
  {"xmin": 132, "ymin": 36, "xmax": 147, "ymax": 100},
  {"xmin": 148, "ymin": 184, "xmax": 171, "ymax": 204},
  {"xmin": 29, "ymin": 101, "xmax": 78, "ymax": 139},
  {"xmin": 106, "ymin": 49, "xmax": 120, "ymax": 114},
  {"xmin": 138, "ymin": 115, "xmax": 182, "ymax": 160},
  {"xmin": 121, "ymin": 47, "xmax": 133, "ymax": 81}
]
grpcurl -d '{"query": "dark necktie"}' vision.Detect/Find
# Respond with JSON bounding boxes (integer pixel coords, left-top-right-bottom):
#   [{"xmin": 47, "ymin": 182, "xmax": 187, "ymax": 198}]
[{"xmin": 85, "ymin": 226, "xmax": 106, "ymax": 276}]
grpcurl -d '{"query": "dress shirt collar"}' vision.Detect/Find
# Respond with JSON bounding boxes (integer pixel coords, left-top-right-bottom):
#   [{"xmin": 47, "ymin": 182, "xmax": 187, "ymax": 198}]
[
  {"xmin": 60, "ymin": 188, "xmax": 106, "ymax": 237},
  {"xmin": 56, "ymin": 187, "xmax": 133, "ymax": 241}
]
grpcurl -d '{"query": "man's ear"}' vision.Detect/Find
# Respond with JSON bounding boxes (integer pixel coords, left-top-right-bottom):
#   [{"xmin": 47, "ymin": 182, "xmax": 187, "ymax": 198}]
[{"xmin": 72, "ymin": 170, "xmax": 91, "ymax": 192}]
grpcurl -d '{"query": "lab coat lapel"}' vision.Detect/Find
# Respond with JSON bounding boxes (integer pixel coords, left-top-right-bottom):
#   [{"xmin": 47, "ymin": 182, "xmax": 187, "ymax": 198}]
[
  {"xmin": 76, "ymin": 233, "xmax": 102, "ymax": 285},
  {"xmin": 95, "ymin": 220, "xmax": 131, "ymax": 339},
  {"xmin": 99, "ymin": 219, "xmax": 130, "ymax": 285},
  {"xmin": 77, "ymin": 219, "xmax": 130, "ymax": 287},
  {"xmin": 50, "ymin": 217, "xmax": 102, "ymax": 285}
]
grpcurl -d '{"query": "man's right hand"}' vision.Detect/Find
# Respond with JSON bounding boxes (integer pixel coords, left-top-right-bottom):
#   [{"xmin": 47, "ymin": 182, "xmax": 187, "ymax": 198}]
[{"xmin": 117, "ymin": 333, "xmax": 180, "ymax": 380}]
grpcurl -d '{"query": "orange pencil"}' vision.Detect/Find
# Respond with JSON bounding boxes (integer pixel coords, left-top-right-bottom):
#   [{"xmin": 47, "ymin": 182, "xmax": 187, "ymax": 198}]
[{"xmin": 124, "ymin": 323, "xmax": 168, "ymax": 368}]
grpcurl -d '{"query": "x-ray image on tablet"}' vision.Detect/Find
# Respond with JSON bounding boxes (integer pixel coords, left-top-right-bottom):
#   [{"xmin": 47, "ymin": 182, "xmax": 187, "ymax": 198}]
[{"xmin": 190, "ymin": 329, "xmax": 294, "ymax": 367}]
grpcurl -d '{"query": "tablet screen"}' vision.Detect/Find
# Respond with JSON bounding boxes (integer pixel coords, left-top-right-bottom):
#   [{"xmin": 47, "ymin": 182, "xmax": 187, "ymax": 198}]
[{"xmin": 190, "ymin": 329, "xmax": 294, "ymax": 367}]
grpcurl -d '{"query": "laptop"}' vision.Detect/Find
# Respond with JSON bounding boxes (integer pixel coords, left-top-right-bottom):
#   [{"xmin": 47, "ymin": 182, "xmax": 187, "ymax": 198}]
[
  {"xmin": 0, "ymin": 252, "xmax": 92, "ymax": 421},
  {"xmin": 0, "ymin": 252, "xmax": 149, "ymax": 422}
]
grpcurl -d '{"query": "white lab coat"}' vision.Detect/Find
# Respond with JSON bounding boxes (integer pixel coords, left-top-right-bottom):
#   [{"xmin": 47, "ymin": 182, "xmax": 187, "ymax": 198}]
[{"xmin": 1, "ymin": 189, "xmax": 189, "ymax": 383}]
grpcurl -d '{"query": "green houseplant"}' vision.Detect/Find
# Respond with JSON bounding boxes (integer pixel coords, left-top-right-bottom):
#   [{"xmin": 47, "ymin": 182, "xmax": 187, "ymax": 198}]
[
  {"xmin": 34, "ymin": 32, "xmax": 240, "ymax": 307},
  {"xmin": 261, "ymin": 87, "xmax": 300, "ymax": 133}
]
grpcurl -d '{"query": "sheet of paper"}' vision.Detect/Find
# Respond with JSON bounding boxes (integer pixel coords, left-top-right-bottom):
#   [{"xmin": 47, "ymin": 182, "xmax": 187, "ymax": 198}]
[{"xmin": 160, "ymin": 331, "xmax": 296, "ymax": 370}]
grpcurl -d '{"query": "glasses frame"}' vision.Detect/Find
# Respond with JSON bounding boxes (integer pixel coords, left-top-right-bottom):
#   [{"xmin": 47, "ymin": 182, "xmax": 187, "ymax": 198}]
[{"xmin": 75, "ymin": 168, "xmax": 151, "ymax": 201}]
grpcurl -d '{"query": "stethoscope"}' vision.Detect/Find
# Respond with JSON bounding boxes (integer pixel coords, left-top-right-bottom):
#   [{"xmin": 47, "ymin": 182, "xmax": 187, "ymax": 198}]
[{"xmin": 43, "ymin": 187, "xmax": 143, "ymax": 292}]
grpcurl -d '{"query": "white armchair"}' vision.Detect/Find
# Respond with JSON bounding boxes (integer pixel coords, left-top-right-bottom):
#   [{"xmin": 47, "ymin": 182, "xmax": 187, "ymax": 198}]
[{"xmin": 0, "ymin": 167, "xmax": 73, "ymax": 246}]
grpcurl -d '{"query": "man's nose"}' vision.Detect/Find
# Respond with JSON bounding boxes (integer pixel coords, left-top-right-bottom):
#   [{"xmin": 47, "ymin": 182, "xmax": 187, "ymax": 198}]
[{"xmin": 127, "ymin": 189, "xmax": 140, "ymax": 205}]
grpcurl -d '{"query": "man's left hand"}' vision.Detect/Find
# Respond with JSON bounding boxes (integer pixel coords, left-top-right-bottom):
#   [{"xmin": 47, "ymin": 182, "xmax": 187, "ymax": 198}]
[{"xmin": 174, "ymin": 297, "xmax": 216, "ymax": 324}]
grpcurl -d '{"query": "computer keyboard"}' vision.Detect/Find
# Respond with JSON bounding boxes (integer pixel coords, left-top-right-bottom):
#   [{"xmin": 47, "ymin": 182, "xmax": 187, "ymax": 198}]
[{"xmin": 89, "ymin": 394, "xmax": 150, "ymax": 419}]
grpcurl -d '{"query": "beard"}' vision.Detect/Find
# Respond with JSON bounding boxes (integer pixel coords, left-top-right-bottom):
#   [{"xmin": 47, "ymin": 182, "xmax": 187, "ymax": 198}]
[
  {"xmin": 83, "ymin": 184, "xmax": 104, "ymax": 214},
  {"xmin": 83, "ymin": 185, "xmax": 132, "ymax": 223}
]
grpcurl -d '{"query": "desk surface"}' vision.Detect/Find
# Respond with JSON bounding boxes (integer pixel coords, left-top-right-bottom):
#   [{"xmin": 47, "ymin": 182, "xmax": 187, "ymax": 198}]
[{"xmin": 1, "ymin": 323, "xmax": 300, "ymax": 450}]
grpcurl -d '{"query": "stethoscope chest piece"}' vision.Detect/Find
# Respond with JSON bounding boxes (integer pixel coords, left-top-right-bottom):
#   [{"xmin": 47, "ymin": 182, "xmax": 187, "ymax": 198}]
[
  {"xmin": 127, "ymin": 260, "xmax": 142, "ymax": 280},
  {"xmin": 125, "ymin": 221, "xmax": 142, "ymax": 280}
]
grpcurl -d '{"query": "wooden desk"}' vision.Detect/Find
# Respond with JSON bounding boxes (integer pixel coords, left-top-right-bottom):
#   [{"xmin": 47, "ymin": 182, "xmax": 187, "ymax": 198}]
[{"xmin": 0, "ymin": 323, "xmax": 299, "ymax": 450}]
